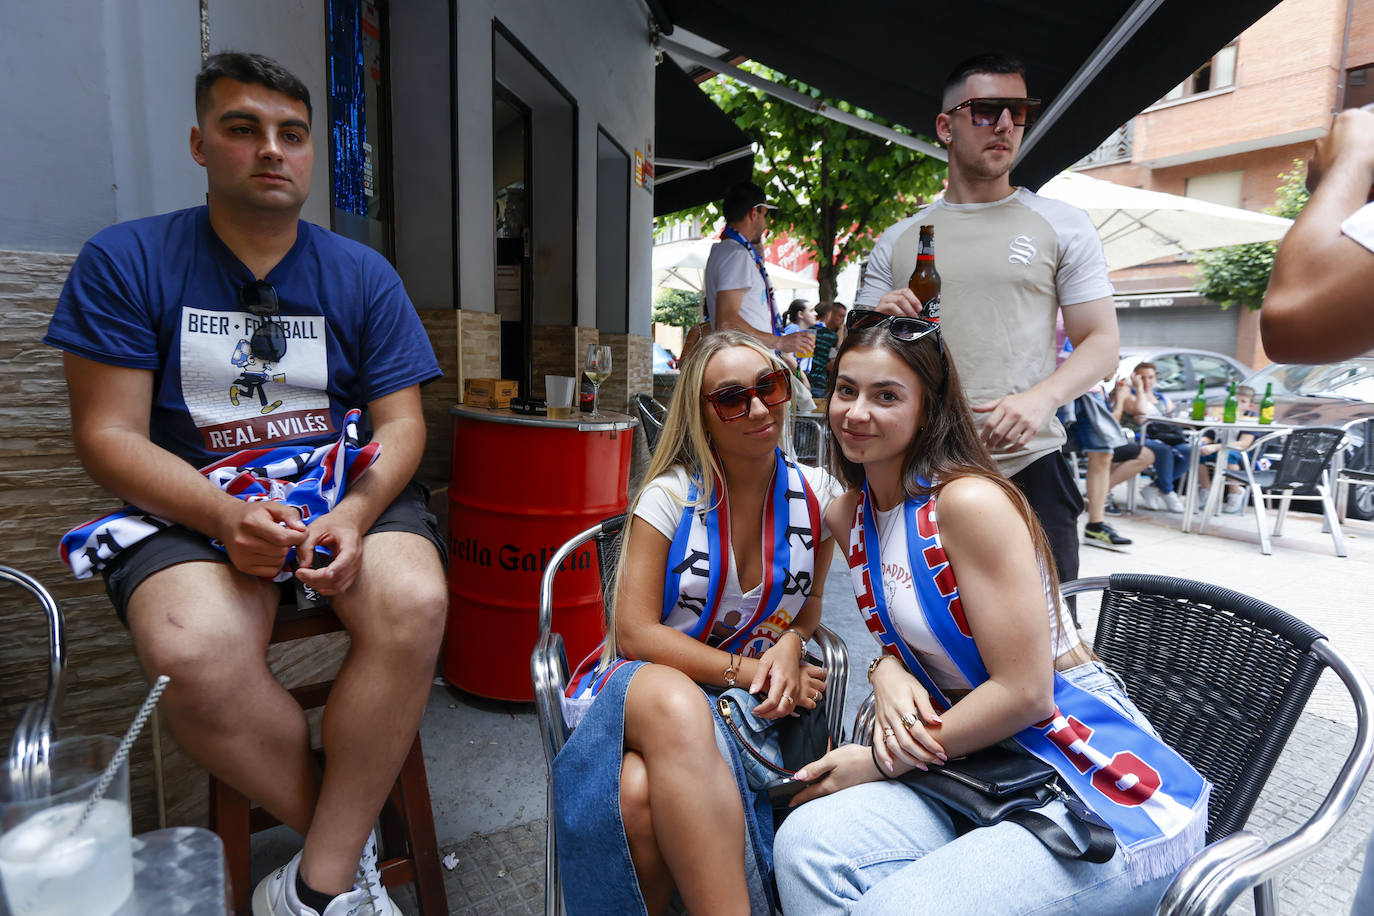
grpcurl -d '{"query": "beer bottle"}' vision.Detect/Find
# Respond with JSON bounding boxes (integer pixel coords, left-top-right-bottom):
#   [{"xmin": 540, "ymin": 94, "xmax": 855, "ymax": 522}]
[
  {"xmin": 1190, "ymin": 379, "xmax": 1207, "ymax": 421},
  {"xmin": 908, "ymin": 225, "xmax": 941, "ymax": 321},
  {"xmin": 1222, "ymin": 381, "xmax": 1238, "ymax": 424},
  {"xmin": 1259, "ymin": 382, "xmax": 1275, "ymax": 425}
]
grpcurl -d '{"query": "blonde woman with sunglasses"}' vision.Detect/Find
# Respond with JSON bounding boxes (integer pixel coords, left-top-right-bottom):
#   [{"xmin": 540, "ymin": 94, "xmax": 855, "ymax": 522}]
[
  {"xmin": 551, "ymin": 331, "xmax": 841, "ymax": 915},
  {"xmin": 773, "ymin": 312, "xmax": 1209, "ymax": 915}
]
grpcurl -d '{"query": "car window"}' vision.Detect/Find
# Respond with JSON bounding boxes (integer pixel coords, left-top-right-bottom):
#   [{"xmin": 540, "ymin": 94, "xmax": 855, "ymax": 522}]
[
  {"xmin": 1152, "ymin": 355, "xmax": 1187, "ymax": 393},
  {"xmin": 1191, "ymin": 356, "xmax": 1242, "ymax": 388}
]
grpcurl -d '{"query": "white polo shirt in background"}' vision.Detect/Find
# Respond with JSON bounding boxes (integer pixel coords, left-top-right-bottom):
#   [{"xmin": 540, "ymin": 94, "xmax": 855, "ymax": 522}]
[{"xmin": 705, "ymin": 238, "xmax": 773, "ymax": 335}]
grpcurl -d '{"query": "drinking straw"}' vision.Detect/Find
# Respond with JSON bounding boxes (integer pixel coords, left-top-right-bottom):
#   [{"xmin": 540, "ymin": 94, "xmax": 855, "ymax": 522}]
[{"xmin": 76, "ymin": 675, "xmax": 169, "ymax": 829}]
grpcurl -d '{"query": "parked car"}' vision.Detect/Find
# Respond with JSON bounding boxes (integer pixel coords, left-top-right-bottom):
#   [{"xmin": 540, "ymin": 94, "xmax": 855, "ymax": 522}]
[
  {"xmin": 1112, "ymin": 346, "xmax": 1253, "ymax": 405},
  {"xmin": 652, "ymin": 342, "xmax": 679, "ymax": 375},
  {"xmin": 1208, "ymin": 358, "xmax": 1374, "ymax": 519}
]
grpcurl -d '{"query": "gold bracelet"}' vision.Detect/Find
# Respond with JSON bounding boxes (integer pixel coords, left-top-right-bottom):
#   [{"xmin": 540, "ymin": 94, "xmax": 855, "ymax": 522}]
[
  {"xmin": 867, "ymin": 653, "xmax": 897, "ymax": 683},
  {"xmin": 723, "ymin": 652, "xmax": 739, "ymax": 687}
]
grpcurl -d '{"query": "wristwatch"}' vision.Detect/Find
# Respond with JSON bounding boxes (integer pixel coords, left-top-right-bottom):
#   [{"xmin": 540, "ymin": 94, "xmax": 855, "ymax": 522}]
[{"xmin": 867, "ymin": 653, "xmax": 897, "ymax": 682}]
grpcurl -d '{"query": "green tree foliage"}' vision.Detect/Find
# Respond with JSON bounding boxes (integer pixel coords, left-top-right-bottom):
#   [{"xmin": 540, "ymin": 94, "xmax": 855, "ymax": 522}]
[
  {"xmin": 653, "ymin": 288, "xmax": 703, "ymax": 329},
  {"xmin": 1193, "ymin": 163, "xmax": 1309, "ymax": 310},
  {"xmin": 661, "ymin": 63, "xmax": 946, "ymax": 302}
]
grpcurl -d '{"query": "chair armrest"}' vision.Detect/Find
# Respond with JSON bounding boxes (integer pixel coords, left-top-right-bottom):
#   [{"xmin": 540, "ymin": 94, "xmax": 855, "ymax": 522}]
[
  {"xmin": 811, "ymin": 624, "xmax": 849, "ymax": 744},
  {"xmin": 1157, "ymin": 638, "xmax": 1374, "ymax": 915},
  {"xmin": 531, "ymin": 631, "xmax": 572, "ymax": 768}
]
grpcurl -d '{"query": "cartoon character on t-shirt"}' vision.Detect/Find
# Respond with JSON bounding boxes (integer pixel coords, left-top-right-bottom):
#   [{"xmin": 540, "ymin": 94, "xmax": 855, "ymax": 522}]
[{"xmin": 228, "ymin": 337, "xmax": 285, "ymax": 415}]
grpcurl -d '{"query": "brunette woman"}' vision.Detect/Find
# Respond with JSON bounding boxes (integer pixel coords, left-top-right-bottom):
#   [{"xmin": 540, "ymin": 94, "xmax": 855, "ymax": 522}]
[
  {"xmin": 552, "ymin": 331, "xmax": 839, "ymax": 914},
  {"xmin": 773, "ymin": 312, "xmax": 1209, "ymax": 915}
]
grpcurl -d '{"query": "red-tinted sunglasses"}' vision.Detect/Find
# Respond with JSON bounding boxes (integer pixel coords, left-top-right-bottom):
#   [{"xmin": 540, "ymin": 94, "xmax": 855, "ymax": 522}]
[
  {"xmin": 945, "ymin": 97, "xmax": 1041, "ymax": 127},
  {"xmin": 702, "ymin": 368, "xmax": 793, "ymax": 421}
]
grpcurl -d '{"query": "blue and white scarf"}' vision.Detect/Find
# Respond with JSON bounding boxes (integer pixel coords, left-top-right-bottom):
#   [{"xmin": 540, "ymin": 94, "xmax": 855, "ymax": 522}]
[
  {"xmin": 721, "ymin": 226, "xmax": 782, "ymax": 337},
  {"xmin": 60, "ymin": 408, "xmax": 380, "ymax": 581},
  {"xmin": 848, "ymin": 482, "xmax": 1210, "ymax": 885},
  {"xmin": 566, "ymin": 449, "xmax": 820, "ymax": 701}
]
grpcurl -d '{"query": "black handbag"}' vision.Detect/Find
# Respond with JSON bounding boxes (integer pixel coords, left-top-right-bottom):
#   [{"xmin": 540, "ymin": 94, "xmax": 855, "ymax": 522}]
[{"xmin": 898, "ymin": 744, "xmax": 1116, "ymax": 863}]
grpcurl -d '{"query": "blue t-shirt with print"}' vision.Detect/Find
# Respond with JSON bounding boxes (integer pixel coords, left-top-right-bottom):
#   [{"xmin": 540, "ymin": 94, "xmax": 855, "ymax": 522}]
[{"xmin": 45, "ymin": 206, "xmax": 441, "ymax": 468}]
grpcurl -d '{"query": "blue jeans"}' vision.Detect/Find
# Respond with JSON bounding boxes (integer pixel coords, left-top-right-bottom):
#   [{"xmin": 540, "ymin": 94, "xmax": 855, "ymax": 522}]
[
  {"xmin": 1142, "ymin": 438, "xmax": 1192, "ymax": 494},
  {"xmin": 774, "ymin": 662, "xmax": 1173, "ymax": 915}
]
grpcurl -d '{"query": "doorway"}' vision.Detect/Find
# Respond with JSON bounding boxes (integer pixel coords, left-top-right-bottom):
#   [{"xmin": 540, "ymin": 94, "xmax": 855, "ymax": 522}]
[{"xmin": 493, "ymin": 90, "xmax": 531, "ymax": 386}]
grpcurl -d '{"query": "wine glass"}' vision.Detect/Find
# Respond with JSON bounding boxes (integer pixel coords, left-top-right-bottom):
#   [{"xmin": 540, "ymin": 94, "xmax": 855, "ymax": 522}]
[{"xmin": 585, "ymin": 344, "xmax": 613, "ymax": 418}]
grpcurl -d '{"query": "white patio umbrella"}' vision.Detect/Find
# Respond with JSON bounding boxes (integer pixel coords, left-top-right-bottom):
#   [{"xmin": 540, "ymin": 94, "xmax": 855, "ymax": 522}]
[
  {"xmin": 653, "ymin": 237, "xmax": 820, "ymax": 293},
  {"xmin": 1037, "ymin": 171, "xmax": 1293, "ymax": 271}
]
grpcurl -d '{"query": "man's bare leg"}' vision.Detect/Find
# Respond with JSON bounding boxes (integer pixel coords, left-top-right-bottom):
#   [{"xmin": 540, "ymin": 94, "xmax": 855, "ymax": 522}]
[
  {"xmin": 298, "ymin": 531, "xmax": 446, "ymax": 894},
  {"xmin": 1110, "ymin": 448, "xmax": 1155, "ymax": 492},
  {"xmin": 127, "ymin": 562, "xmax": 319, "ymax": 834},
  {"xmin": 1085, "ymin": 452, "xmax": 1111, "ymax": 525}
]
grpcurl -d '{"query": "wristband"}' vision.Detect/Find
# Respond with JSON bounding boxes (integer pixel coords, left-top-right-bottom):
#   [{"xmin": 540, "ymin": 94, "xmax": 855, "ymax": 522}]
[{"xmin": 870, "ymin": 742, "xmax": 892, "ymax": 779}]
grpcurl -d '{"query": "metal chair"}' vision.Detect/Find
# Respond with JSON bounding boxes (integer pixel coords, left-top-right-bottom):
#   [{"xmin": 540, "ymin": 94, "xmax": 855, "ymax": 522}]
[
  {"xmin": 634, "ymin": 393, "xmax": 667, "ymax": 455},
  {"xmin": 1198, "ymin": 426, "xmax": 1347, "ymax": 556},
  {"xmin": 792, "ymin": 414, "xmax": 827, "ymax": 467},
  {"xmin": 1332, "ymin": 417, "xmax": 1374, "ymax": 523},
  {"xmin": 2, "ymin": 567, "xmax": 67, "ymax": 799},
  {"xmin": 849, "ymin": 574, "xmax": 1374, "ymax": 915},
  {"xmin": 533, "ymin": 515, "xmax": 850, "ymax": 916}
]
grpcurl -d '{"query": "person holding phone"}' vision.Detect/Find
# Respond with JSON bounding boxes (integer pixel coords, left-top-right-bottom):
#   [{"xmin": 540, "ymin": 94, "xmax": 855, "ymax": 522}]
[{"xmin": 552, "ymin": 330, "xmax": 840, "ymax": 915}]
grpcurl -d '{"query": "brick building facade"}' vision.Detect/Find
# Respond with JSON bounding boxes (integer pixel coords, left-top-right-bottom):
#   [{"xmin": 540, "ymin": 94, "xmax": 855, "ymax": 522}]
[{"xmin": 1076, "ymin": 0, "xmax": 1373, "ymax": 368}]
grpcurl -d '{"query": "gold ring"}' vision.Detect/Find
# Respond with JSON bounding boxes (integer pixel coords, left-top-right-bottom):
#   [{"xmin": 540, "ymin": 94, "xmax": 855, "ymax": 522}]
[
  {"xmin": 812, "ymin": 690, "xmax": 821, "ymax": 703},
  {"xmin": 882, "ymin": 727, "xmax": 895, "ymax": 738},
  {"xmin": 783, "ymin": 695, "xmax": 793, "ymax": 705},
  {"xmin": 901, "ymin": 712, "xmax": 919, "ymax": 730}
]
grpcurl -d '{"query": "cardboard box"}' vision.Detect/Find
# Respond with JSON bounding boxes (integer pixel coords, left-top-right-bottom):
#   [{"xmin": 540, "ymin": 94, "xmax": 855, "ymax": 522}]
[{"xmin": 464, "ymin": 378, "xmax": 519, "ymax": 408}]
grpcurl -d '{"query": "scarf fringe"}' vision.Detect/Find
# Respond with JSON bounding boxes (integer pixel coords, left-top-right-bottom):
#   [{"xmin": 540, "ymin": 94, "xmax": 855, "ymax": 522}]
[{"xmin": 1124, "ymin": 782, "xmax": 1212, "ymax": 886}]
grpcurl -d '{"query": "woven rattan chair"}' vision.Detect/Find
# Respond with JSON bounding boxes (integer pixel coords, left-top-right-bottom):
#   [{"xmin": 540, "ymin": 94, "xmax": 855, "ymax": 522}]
[
  {"xmin": 634, "ymin": 394, "xmax": 667, "ymax": 455},
  {"xmin": 1198, "ymin": 426, "xmax": 1347, "ymax": 556},
  {"xmin": 849, "ymin": 574, "xmax": 1373, "ymax": 915},
  {"xmin": 1063, "ymin": 574, "xmax": 1374, "ymax": 915},
  {"xmin": 533, "ymin": 515, "xmax": 850, "ymax": 916}
]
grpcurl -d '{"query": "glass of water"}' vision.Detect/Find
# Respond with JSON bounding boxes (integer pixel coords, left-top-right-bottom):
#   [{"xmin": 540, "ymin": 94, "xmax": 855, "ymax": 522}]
[
  {"xmin": 585, "ymin": 345, "xmax": 613, "ymax": 418},
  {"xmin": 0, "ymin": 735, "xmax": 132, "ymax": 916}
]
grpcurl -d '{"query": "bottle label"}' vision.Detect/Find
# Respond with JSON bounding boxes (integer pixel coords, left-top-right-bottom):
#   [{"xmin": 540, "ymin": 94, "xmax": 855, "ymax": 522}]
[
  {"xmin": 1259, "ymin": 405, "xmax": 1274, "ymax": 424},
  {"xmin": 922, "ymin": 294, "xmax": 940, "ymax": 322}
]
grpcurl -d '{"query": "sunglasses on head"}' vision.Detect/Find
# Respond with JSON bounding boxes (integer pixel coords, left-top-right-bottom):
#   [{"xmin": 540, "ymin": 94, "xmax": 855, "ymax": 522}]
[
  {"xmin": 238, "ymin": 280, "xmax": 287, "ymax": 363},
  {"xmin": 945, "ymin": 97, "xmax": 1041, "ymax": 127},
  {"xmin": 844, "ymin": 309, "xmax": 949, "ymax": 392},
  {"xmin": 702, "ymin": 368, "xmax": 792, "ymax": 422}
]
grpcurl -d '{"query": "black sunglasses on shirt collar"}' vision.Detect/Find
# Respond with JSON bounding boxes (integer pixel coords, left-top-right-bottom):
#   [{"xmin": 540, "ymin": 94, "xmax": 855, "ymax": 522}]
[{"xmin": 238, "ymin": 279, "xmax": 287, "ymax": 363}]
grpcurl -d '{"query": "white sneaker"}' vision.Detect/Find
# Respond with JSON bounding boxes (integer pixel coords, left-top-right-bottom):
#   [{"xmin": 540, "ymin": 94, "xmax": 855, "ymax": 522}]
[
  {"xmin": 252, "ymin": 850, "xmax": 374, "ymax": 916},
  {"xmin": 1224, "ymin": 491, "xmax": 1245, "ymax": 513},
  {"xmin": 357, "ymin": 831, "xmax": 403, "ymax": 916},
  {"xmin": 1137, "ymin": 485, "xmax": 1166, "ymax": 511},
  {"xmin": 1163, "ymin": 490, "xmax": 1185, "ymax": 513}
]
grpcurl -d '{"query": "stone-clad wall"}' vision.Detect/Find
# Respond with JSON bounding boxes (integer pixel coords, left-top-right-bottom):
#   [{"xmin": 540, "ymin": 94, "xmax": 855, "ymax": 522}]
[{"xmin": 0, "ymin": 250, "xmax": 164, "ymax": 830}]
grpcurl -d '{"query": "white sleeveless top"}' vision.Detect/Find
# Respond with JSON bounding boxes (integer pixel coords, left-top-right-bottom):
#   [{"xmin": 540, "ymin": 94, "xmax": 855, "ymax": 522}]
[{"xmin": 870, "ymin": 502, "xmax": 1080, "ymax": 690}]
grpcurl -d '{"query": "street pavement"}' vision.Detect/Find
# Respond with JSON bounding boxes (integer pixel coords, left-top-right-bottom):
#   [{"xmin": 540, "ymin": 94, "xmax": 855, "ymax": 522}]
[{"xmin": 254, "ymin": 491, "xmax": 1374, "ymax": 914}]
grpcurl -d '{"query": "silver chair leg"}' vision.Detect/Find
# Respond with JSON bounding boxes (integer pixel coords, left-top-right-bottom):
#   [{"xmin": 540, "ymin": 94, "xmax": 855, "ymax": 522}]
[
  {"xmin": 1273, "ymin": 489, "xmax": 1293, "ymax": 537},
  {"xmin": 1337, "ymin": 476, "xmax": 1350, "ymax": 524},
  {"xmin": 1318, "ymin": 483, "xmax": 1348, "ymax": 557},
  {"xmin": 1253, "ymin": 877, "xmax": 1277, "ymax": 915},
  {"xmin": 546, "ymin": 785, "xmax": 562, "ymax": 916}
]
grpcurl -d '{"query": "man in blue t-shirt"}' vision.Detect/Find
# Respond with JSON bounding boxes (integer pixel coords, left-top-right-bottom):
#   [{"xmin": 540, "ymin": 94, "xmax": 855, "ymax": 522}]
[{"xmin": 45, "ymin": 53, "xmax": 442, "ymax": 916}]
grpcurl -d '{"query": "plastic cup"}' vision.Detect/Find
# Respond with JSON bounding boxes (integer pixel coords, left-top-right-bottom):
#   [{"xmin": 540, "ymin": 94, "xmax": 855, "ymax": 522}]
[
  {"xmin": 0, "ymin": 735, "xmax": 132, "ymax": 916},
  {"xmin": 546, "ymin": 375, "xmax": 577, "ymax": 419}
]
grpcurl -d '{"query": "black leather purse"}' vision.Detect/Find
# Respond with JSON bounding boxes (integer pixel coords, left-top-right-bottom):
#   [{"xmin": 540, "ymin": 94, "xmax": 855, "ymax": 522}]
[{"xmin": 898, "ymin": 744, "xmax": 1116, "ymax": 862}]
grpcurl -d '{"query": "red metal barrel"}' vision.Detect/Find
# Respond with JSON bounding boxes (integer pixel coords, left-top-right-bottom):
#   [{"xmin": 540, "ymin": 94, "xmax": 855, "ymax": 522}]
[{"xmin": 444, "ymin": 406, "xmax": 634, "ymax": 700}]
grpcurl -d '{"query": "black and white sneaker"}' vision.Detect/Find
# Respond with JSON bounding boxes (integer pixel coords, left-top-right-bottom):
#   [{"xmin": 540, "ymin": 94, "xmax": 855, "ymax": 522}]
[
  {"xmin": 1084, "ymin": 522, "xmax": 1132, "ymax": 550},
  {"xmin": 1104, "ymin": 497, "xmax": 1123, "ymax": 517}
]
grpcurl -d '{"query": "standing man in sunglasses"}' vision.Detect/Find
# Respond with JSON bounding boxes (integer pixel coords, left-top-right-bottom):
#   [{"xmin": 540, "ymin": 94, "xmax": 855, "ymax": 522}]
[
  {"xmin": 705, "ymin": 181, "xmax": 809, "ymax": 355},
  {"xmin": 44, "ymin": 52, "xmax": 445, "ymax": 916},
  {"xmin": 856, "ymin": 53, "xmax": 1119, "ymax": 604}
]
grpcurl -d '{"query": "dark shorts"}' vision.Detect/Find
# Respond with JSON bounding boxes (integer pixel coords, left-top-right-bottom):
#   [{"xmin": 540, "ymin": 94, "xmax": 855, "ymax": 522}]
[
  {"xmin": 1112, "ymin": 442, "xmax": 1143, "ymax": 463},
  {"xmin": 101, "ymin": 481, "xmax": 446, "ymax": 626},
  {"xmin": 1068, "ymin": 421, "xmax": 1113, "ymax": 454},
  {"xmin": 1010, "ymin": 451, "xmax": 1083, "ymax": 587}
]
